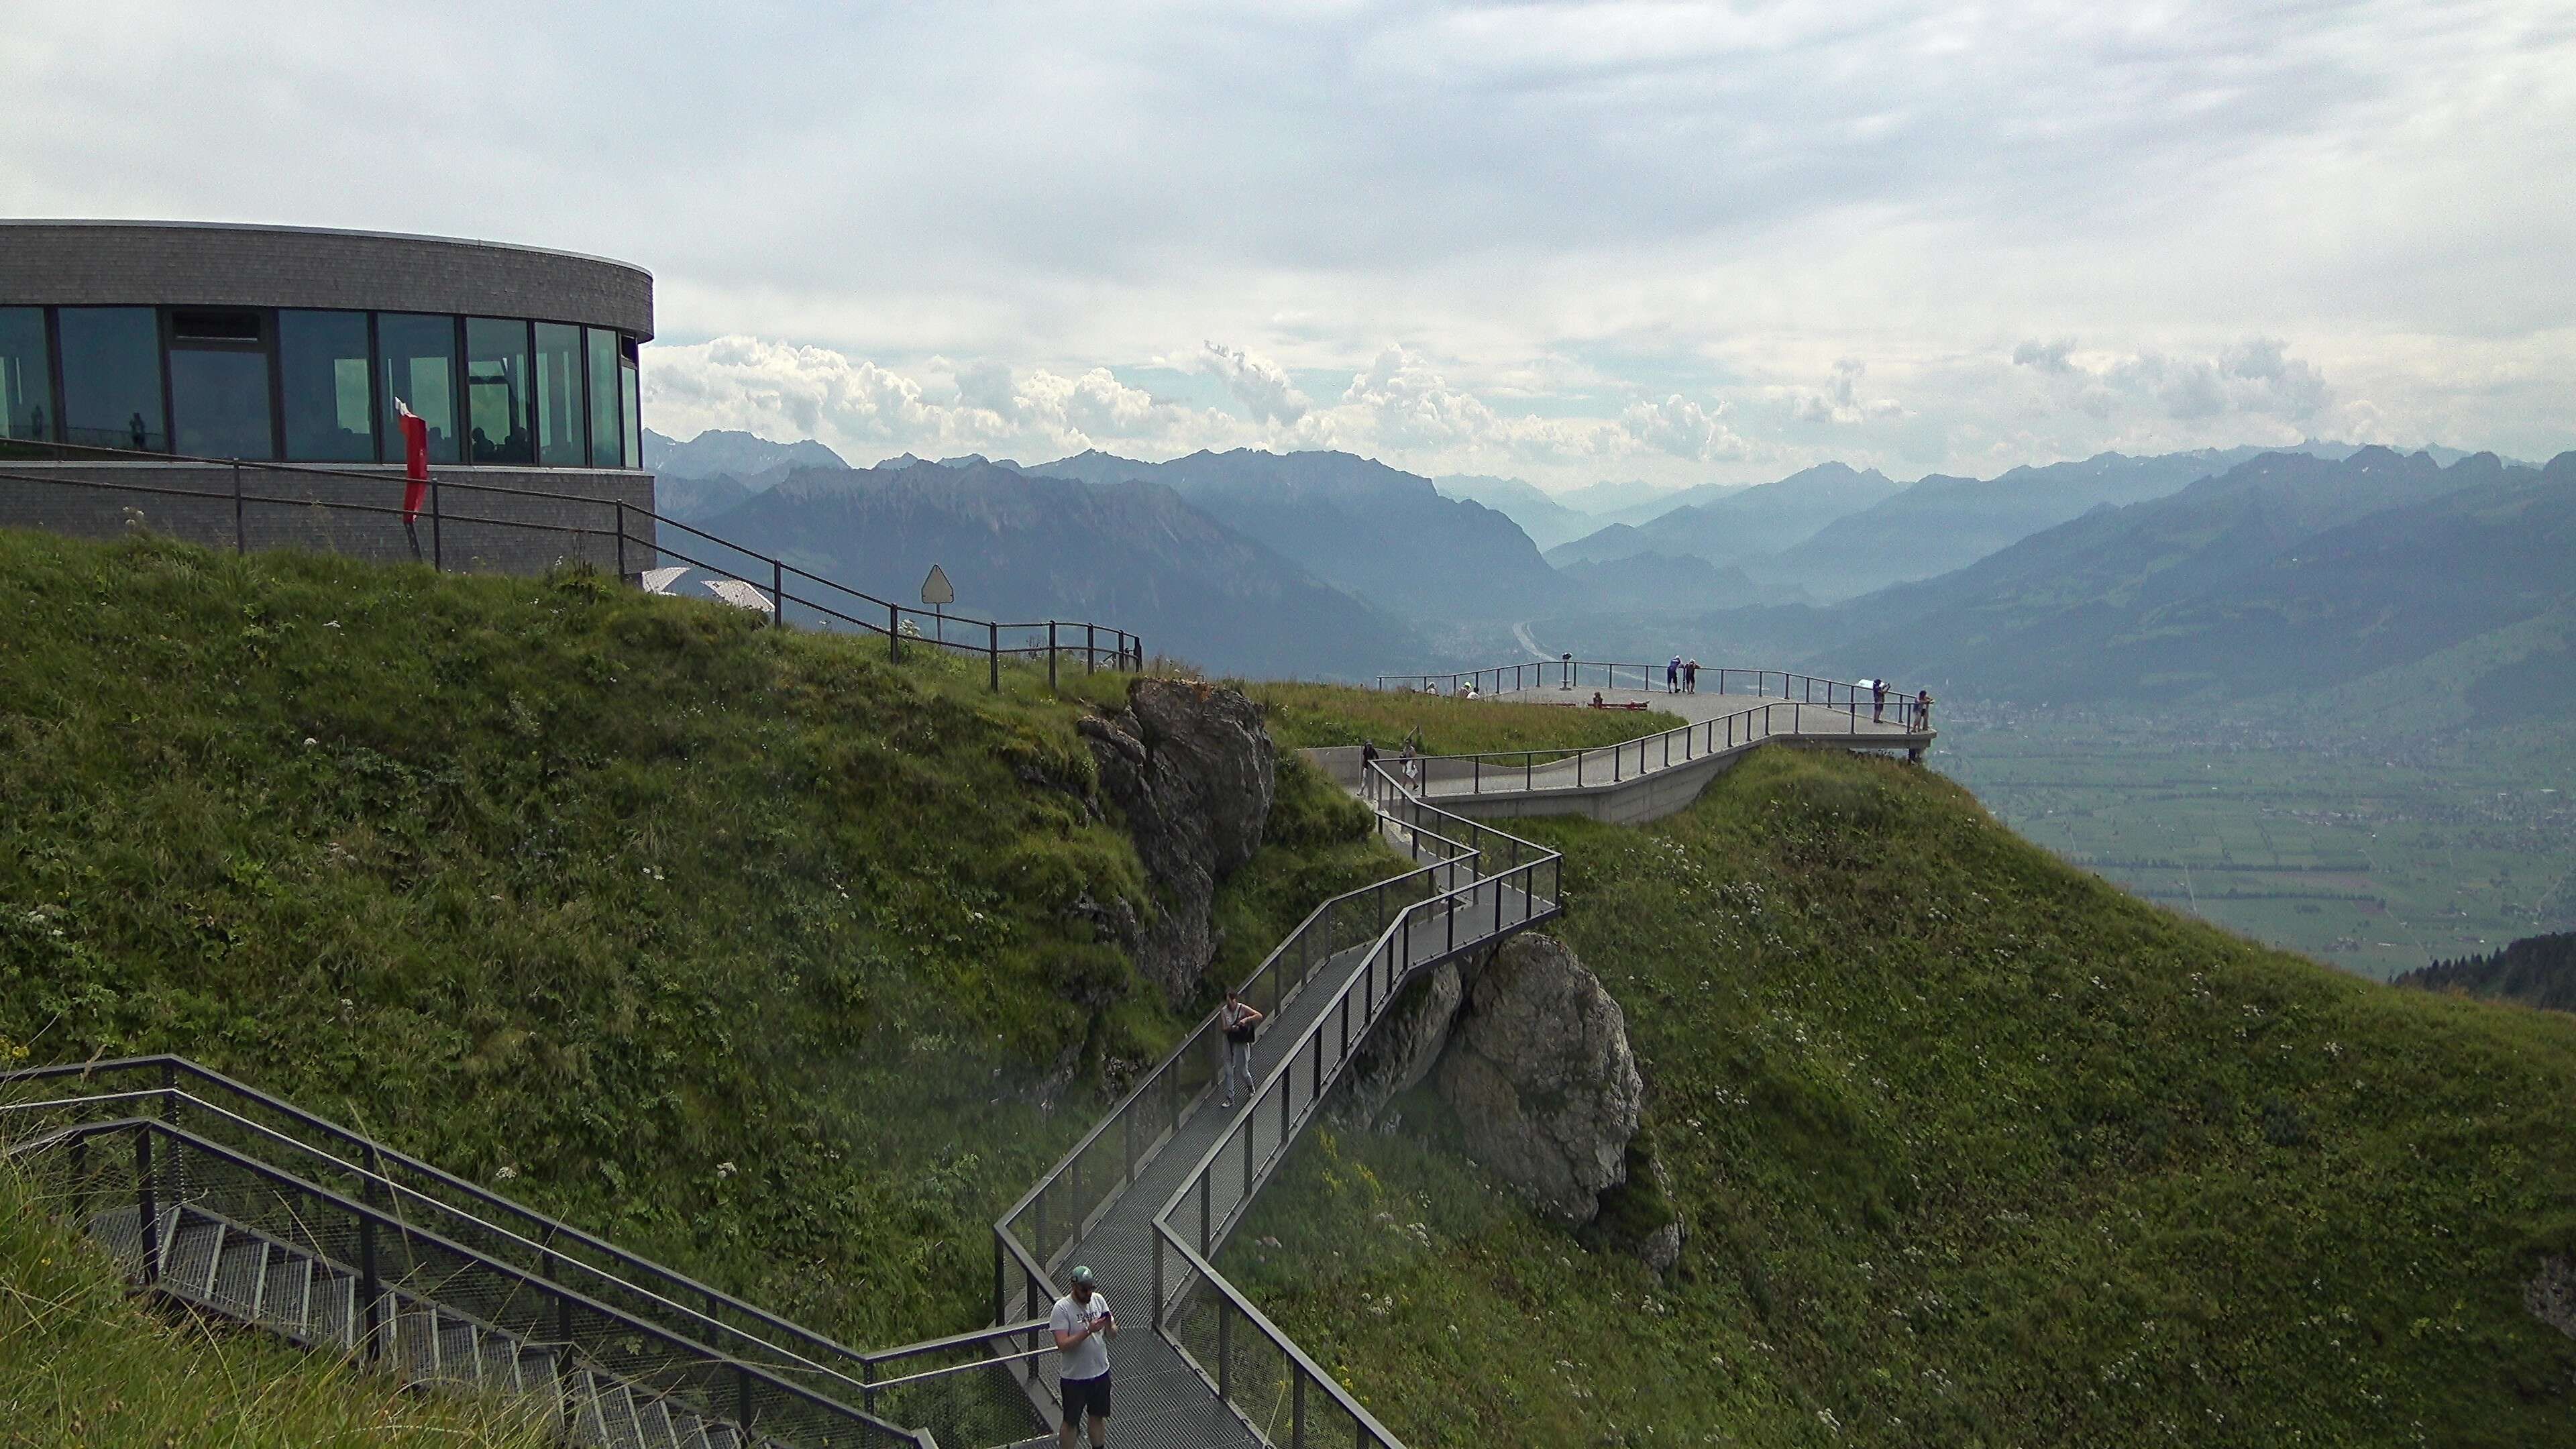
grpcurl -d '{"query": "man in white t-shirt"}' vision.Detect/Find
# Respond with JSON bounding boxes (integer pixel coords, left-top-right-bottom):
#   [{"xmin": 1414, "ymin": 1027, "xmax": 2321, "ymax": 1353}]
[{"xmin": 1051, "ymin": 1265, "xmax": 1117, "ymax": 1446}]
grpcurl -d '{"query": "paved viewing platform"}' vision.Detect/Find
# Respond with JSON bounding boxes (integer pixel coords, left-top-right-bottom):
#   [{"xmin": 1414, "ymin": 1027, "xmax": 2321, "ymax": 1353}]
[{"xmin": 1309, "ymin": 678, "xmax": 1935, "ymax": 826}]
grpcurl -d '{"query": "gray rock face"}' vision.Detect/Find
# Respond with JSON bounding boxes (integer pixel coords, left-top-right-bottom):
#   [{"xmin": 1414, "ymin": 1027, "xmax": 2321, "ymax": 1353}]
[
  {"xmin": 1079, "ymin": 678, "xmax": 1276, "ymax": 1005},
  {"xmin": 1436, "ymin": 933, "xmax": 1644, "ymax": 1224},
  {"xmin": 2528, "ymin": 1257, "xmax": 2576, "ymax": 1341},
  {"xmin": 1344, "ymin": 960, "xmax": 1464, "ymax": 1124}
]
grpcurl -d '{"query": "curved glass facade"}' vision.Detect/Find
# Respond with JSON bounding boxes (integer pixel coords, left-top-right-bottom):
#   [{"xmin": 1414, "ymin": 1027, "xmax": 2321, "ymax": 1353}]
[{"xmin": 0, "ymin": 304, "xmax": 643, "ymax": 468}]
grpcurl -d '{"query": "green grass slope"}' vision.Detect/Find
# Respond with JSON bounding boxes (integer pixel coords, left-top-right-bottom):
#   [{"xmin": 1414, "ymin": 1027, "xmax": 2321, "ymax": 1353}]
[
  {"xmin": 0, "ymin": 526, "xmax": 1391, "ymax": 1350},
  {"xmin": 1232, "ymin": 743, "xmax": 2576, "ymax": 1448},
  {"xmin": 0, "ymin": 1157, "xmax": 551, "ymax": 1448}
]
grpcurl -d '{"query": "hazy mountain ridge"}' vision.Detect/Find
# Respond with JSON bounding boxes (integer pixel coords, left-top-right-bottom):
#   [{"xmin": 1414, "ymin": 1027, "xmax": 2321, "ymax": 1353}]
[
  {"xmin": 1546, "ymin": 462, "xmax": 1906, "ymax": 568},
  {"xmin": 1018, "ymin": 447, "xmax": 1582, "ymax": 623},
  {"xmin": 694, "ymin": 458, "xmax": 1418, "ymax": 678},
  {"xmin": 1810, "ymin": 447, "xmax": 2576, "ymax": 705}
]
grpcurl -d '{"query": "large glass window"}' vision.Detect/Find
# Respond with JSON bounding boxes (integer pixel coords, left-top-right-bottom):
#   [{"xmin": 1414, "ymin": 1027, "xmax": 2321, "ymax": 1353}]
[
  {"xmin": 56, "ymin": 307, "xmax": 166, "ymax": 451},
  {"xmin": 533, "ymin": 322, "xmax": 586, "ymax": 467},
  {"xmin": 0, "ymin": 308, "xmax": 48, "ymax": 443},
  {"xmin": 377, "ymin": 313, "xmax": 458, "ymax": 465},
  {"xmin": 167, "ymin": 309, "xmax": 275, "ymax": 460},
  {"xmin": 586, "ymin": 327, "xmax": 621, "ymax": 467},
  {"xmin": 278, "ymin": 310, "xmax": 376, "ymax": 462},
  {"xmin": 621, "ymin": 339, "xmax": 641, "ymax": 470},
  {"xmin": 465, "ymin": 317, "xmax": 532, "ymax": 465}
]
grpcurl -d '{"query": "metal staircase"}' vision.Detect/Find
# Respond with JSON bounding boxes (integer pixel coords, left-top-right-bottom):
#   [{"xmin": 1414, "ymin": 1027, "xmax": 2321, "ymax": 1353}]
[{"xmin": 0, "ymin": 1074, "xmax": 941, "ymax": 1448}]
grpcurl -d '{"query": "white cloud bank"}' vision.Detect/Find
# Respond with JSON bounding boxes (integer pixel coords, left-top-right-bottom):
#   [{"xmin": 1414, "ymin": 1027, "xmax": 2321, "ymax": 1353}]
[{"xmin": 8, "ymin": 1, "xmax": 2573, "ymax": 483}]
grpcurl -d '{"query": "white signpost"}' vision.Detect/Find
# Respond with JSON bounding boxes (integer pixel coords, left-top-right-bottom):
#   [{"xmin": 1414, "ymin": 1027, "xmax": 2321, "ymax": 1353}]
[{"xmin": 921, "ymin": 564, "xmax": 953, "ymax": 643}]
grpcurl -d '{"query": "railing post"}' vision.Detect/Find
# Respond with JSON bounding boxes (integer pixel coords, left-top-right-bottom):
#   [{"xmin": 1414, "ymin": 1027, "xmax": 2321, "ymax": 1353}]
[
  {"xmin": 737, "ymin": 1363, "xmax": 756, "ymax": 1434},
  {"xmin": 429, "ymin": 478, "xmax": 442, "ymax": 571},
  {"xmin": 1218, "ymin": 1297, "xmax": 1233, "ymax": 1402},
  {"xmin": 1125, "ymin": 1105, "xmax": 1138, "ymax": 1186},
  {"xmin": 1049, "ymin": 621, "xmax": 1059, "ymax": 692},
  {"xmin": 1087, "ymin": 623, "xmax": 1097, "ymax": 674},
  {"xmin": 1294, "ymin": 1372, "xmax": 1308, "ymax": 1448},
  {"xmin": 989, "ymin": 621, "xmax": 1000, "ymax": 692},
  {"xmin": 614, "ymin": 500, "xmax": 627, "ymax": 578},
  {"xmin": 1154, "ymin": 1232, "xmax": 1167, "ymax": 1330},
  {"xmin": 888, "ymin": 602, "xmax": 902, "ymax": 661},
  {"xmin": 231, "ymin": 462, "xmax": 244, "ymax": 553},
  {"xmin": 1199, "ymin": 1173, "xmax": 1212, "ymax": 1256},
  {"xmin": 134, "ymin": 1128, "xmax": 159, "ymax": 1285},
  {"xmin": 771, "ymin": 559, "xmax": 786, "ymax": 628},
  {"xmin": 360, "ymin": 1214, "xmax": 382, "ymax": 1360}
]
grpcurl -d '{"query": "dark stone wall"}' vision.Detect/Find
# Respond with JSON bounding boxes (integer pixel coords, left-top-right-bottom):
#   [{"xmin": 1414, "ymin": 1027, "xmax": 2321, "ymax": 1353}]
[
  {"xmin": 0, "ymin": 463, "xmax": 658, "ymax": 577},
  {"xmin": 0, "ymin": 221, "xmax": 653, "ymax": 337}
]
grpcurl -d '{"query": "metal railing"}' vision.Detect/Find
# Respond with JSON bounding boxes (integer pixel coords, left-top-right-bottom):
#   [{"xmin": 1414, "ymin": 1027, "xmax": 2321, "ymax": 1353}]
[
  {"xmin": 1378, "ymin": 657, "xmax": 1916, "ymax": 708},
  {"xmin": 0, "ymin": 1059, "xmax": 1069, "ymax": 1446},
  {"xmin": 985, "ymin": 769, "xmax": 1561, "ymax": 1446},
  {"xmin": 1385, "ymin": 692, "xmax": 1933, "ymax": 800},
  {"xmin": 1149, "ymin": 767, "xmax": 1560, "ymax": 1448},
  {"xmin": 0, "ymin": 439, "xmax": 1142, "ymax": 690},
  {"xmin": 1, "ymin": 1109, "xmax": 936, "ymax": 1448}
]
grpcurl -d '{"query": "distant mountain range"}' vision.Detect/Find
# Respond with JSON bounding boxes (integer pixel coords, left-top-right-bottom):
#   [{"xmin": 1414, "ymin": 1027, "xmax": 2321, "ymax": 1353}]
[
  {"xmin": 688, "ymin": 458, "xmax": 1416, "ymax": 678},
  {"xmin": 643, "ymin": 429, "xmax": 853, "ymax": 525},
  {"xmin": 1546, "ymin": 462, "xmax": 1907, "ymax": 572},
  {"xmin": 635, "ymin": 428, "xmax": 2569, "ymax": 700},
  {"xmin": 1008, "ymin": 448, "xmax": 1580, "ymax": 623}
]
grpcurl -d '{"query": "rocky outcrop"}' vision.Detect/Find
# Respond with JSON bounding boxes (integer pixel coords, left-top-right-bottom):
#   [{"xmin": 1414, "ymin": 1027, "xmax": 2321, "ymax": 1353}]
[
  {"xmin": 1343, "ymin": 960, "xmax": 1464, "ymax": 1123},
  {"xmin": 1079, "ymin": 678, "xmax": 1275, "ymax": 1005},
  {"xmin": 1434, "ymin": 932, "xmax": 1644, "ymax": 1226},
  {"xmin": 2528, "ymin": 1257, "xmax": 2576, "ymax": 1340}
]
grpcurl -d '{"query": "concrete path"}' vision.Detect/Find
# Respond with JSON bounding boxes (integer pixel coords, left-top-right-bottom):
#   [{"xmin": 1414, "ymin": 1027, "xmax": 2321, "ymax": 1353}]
[{"xmin": 1025, "ymin": 859, "xmax": 1549, "ymax": 1449}]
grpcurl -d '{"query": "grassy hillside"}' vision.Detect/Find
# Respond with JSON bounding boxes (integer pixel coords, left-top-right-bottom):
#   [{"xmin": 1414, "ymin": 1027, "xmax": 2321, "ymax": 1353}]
[
  {"xmin": 1231, "ymin": 743, "xmax": 2576, "ymax": 1447},
  {"xmin": 0, "ymin": 1156, "xmax": 550, "ymax": 1448},
  {"xmin": 0, "ymin": 526, "xmax": 1392, "ymax": 1350}
]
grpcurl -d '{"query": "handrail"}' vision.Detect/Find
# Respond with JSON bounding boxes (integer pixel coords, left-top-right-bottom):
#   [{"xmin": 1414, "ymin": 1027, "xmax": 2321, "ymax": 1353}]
[
  {"xmin": 0, "ymin": 1055, "xmax": 888, "ymax": 1385},
  {"xmin": 0, "ymin": 439, "xmax": 1145, "ymax": 685},
  {"xmin": 1377, "ymin": 657, "xmax": 1921, "ymax": 712},
  {"xmin": 1141, "ymin": 761, "xmax": 1561, "ymax": 1446},
  {"xmin": 6, "ymin": 1116, "xmax": 936, "ymax": 1448}
]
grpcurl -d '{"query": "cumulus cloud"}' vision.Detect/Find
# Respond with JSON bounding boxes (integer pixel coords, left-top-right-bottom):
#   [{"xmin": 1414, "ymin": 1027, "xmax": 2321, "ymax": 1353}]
[
  {"xmin": 2012, "ymin": 339, "xmax": 2080, "ymax": 374},
  {"xmin": 1620, "ymin": 395, "xmax": 1751, "ymax": 462},
  {"xmin": 1196, "ymin": 341, "xmax": 1312, "ymax": 425},
  {"xmin": 1791, "ymin": 360, "xmax": 1907, "ymax": 426},
  {"xmin": 645, "ymin": 336, "xmax": 1242, "ymax": 462},
  {"xmin": 2019, "ymin": 337, "xmax": 2332, "ymax": 425}
]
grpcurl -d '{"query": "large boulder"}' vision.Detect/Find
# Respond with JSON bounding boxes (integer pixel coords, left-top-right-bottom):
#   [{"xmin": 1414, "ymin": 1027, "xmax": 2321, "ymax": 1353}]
[
  {"xmin": 1435, "ymin": 932, "xmax": 1644, "ymax": 1224},
  {"xmin": 1343, "ymin": 960, "xmax": 1464, "ymax": 1124},
  {"xmin": 1079, "ymin": 679, "xmax": 1276, "ymax": 1004}
]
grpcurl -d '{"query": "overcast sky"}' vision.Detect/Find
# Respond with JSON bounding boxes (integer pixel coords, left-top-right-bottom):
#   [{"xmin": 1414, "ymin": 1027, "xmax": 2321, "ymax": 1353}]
[{"xmin": 9, "ymin": 1, "xmax": 2571, "ymax": 487}]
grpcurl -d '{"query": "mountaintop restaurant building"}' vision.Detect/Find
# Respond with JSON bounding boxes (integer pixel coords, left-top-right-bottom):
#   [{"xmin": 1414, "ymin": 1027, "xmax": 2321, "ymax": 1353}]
[{"xmin": 0, "ymin": 220, "xmax": 656, "ymax": 574}]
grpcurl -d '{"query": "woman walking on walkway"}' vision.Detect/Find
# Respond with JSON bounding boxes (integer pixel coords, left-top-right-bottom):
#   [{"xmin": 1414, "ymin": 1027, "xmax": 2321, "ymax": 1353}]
[{"xmin": 1220, "ymin": 989, "xmax": 1265, "ymax": 1107}]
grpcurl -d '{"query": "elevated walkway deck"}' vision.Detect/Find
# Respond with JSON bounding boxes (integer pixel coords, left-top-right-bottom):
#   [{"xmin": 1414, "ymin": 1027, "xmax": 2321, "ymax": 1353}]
[{"xmin": 1309, "ymin": 684, "xmax": 1934, "ymax": 826}]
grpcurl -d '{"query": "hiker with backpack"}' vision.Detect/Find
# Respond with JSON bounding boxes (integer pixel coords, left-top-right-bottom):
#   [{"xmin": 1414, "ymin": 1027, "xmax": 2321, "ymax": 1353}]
[{"xmin": 1220, "ymin": 988, "xmax": 1265, "ymax": 1107}]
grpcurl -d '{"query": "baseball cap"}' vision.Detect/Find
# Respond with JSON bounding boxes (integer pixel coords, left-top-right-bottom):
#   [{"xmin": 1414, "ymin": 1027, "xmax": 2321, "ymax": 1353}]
[{"xmin": 1069, "ymin": 1265, "xmax": 1097, "ymax": 1287}]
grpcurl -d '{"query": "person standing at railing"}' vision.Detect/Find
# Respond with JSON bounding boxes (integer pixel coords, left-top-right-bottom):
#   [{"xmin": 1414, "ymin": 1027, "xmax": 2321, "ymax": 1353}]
[
  {"xmin": 1872, "ymin": 678, "xmax": 1888, "ymax": 723},
  {"xmin": 1914, "ymin": 690, "xmax": 1933, "ymax": 731},
  {"xmin": 1360, "ymin": 738, "xmax": 1380, "ymax": 789},
  {"xmin": 1684, "ymin": 658, "xmax": 1699, "ymax": 694},
  {"xmin": 1220, "ymin": 988, "xmax": 1265, "ymax": 1107},
  {"xmin": 1053, "ymin": 1265, "xmax": 1117, "ymax": 1449},
  {"xmin": 1401, "ymin": 740, "xmax": 1421, "ymax": 793},
  {"xmin": 1666, "ymin": 655, "xmax": 1680, "ymax": 693}
]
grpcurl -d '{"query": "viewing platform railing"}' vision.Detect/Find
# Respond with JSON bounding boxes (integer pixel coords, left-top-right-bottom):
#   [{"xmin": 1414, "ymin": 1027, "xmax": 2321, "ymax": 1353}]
[{"xmin": 1378, "ymin": 657, "xmax": 1909, "ymax": 706}]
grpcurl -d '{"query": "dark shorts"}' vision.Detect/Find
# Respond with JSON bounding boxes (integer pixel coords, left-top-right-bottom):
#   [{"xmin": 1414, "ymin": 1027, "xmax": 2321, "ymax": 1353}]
[{"xmin": 1063, "ymin": 1372, "xmax": 1112, "ymax": 1422}]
